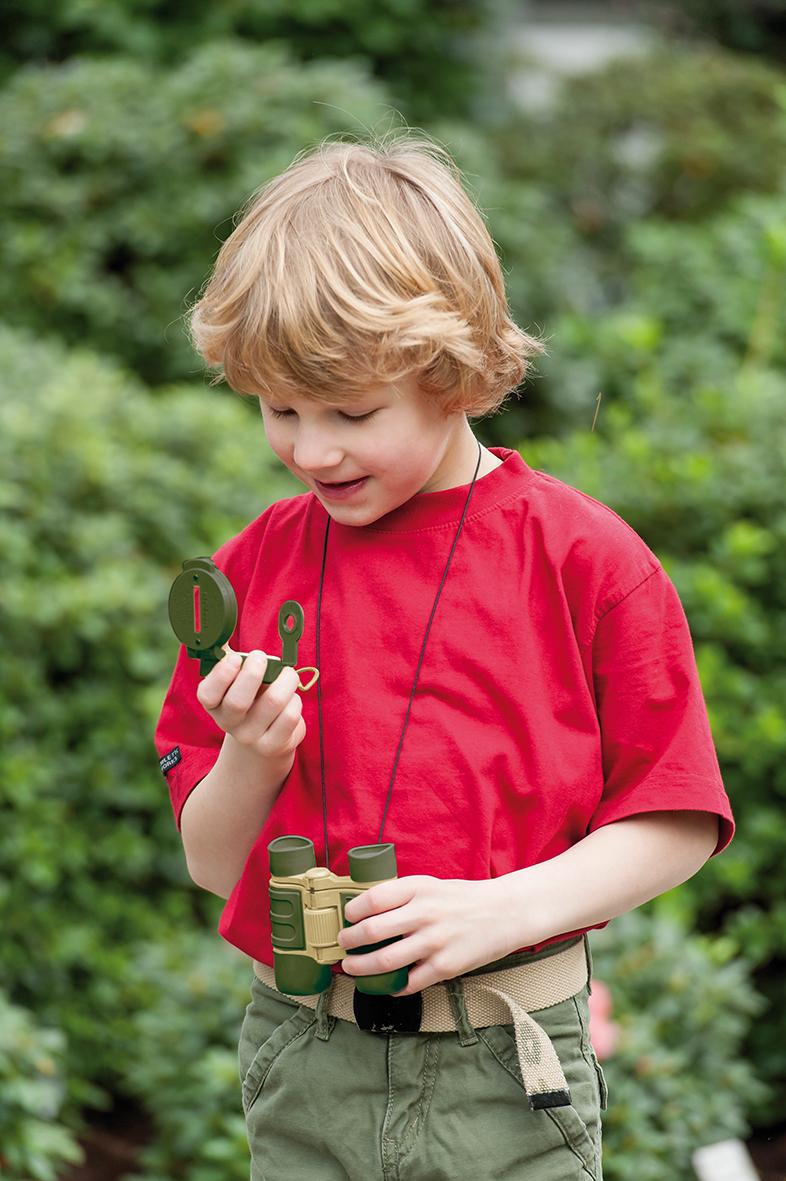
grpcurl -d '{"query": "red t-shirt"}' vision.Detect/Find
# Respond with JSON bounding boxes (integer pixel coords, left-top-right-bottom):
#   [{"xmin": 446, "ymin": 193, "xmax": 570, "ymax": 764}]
[{"xmin": 154, "ymin": 446, "xmax": 735, "ymax": 968}]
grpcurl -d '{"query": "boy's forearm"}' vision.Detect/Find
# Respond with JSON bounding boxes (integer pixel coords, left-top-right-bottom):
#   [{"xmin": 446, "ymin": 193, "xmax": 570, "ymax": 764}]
[
  {"xmin": 179, "ymin": 734, "xmax": 290, "ymax": 898},
  {"xmin": 498, "ymin": 810, "xmax": 720, "ymax": 952}
]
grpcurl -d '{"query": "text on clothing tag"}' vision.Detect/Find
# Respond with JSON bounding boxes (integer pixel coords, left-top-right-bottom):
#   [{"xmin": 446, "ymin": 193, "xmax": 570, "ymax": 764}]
[{"xmin": 159, "ymin": 747, "xmax": 182, "ymax": 776}]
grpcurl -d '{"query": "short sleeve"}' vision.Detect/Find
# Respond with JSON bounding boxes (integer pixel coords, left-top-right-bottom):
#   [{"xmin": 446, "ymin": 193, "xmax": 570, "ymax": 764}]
[
  {"xmin": 154, "ymin": 641, "xmax": 226, "ymax": 832},
  {"xmin": 153, "ymin": 509, "xmax": 273, "ymax": 832},
  {"xmin": 587, "ymin": 564, "xmax": 735, "ymax": 856}
]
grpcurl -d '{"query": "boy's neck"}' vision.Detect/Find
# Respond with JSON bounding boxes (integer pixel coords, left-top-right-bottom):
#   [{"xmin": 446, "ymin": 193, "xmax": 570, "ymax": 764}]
[
  {"xmin": 476, "ymin": 444, "xmax": 503, "ymax": 480},
  {"xmin": 428, "ymin": 422, "xmax": 502, "ymax": 493}
]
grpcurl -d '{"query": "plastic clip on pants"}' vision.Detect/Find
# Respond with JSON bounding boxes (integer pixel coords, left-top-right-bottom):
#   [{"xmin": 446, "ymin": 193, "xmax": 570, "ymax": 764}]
[{"xmin": 239, "ymin": 935, "xmax": 608, "ymax": 1181}]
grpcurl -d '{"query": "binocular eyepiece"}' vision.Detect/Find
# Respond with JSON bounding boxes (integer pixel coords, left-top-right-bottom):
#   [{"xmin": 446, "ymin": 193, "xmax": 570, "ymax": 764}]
[{"xmin": 269, "ymin": 836, "xmax": 410, "ymax": 996}]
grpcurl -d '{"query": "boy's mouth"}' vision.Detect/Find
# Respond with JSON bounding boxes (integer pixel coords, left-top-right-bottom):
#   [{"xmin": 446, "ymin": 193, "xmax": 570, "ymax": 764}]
[{"xmin": 314, "ymin": 476, "xmax": 369, "ymax": 500}]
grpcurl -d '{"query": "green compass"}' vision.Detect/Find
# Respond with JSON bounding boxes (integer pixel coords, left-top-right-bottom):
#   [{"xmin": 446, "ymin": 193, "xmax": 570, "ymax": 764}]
[{"xmin": 168, "ymin": 557, "xmax": 313, "ymax": 684}]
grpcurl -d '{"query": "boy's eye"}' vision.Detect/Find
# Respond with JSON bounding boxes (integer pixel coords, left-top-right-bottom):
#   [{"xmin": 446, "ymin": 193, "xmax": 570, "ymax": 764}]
[
  {"xmin": 339, "ymin": 410, "xmax": 377, "ymax": 422},
  {"xmin": 267, "ymin": 407, "xmax": 377, "ymax": 423}
]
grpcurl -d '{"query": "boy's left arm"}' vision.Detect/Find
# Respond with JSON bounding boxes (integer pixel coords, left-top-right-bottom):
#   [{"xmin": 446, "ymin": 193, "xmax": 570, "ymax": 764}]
[
  {"xmin": 339, "ymin": 811, "xmax": 720, "ymax": 994},
  {"xmin": 498, "ymin": 808, "xmax": 719, "ymax": 951}
]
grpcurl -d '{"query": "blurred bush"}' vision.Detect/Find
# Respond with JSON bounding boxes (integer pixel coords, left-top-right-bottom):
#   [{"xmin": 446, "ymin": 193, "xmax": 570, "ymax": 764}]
[
  {"xmin": 0, "ymin": 40, "xmax": 399, "ymax": 387},
  {"xmin": 522, "ymin": 187, "xmax": 786, "ymax": 431},
  {"xmin": 591, "ymin": 911, "xmax": 768, "ymax": 1181},
  {"xmin": 0, "ymin": 0, "xmax": 508, "ymax": 124},
  {"xmin": 501, "ymin": 46, "xmax": 786, "ymax": 228},
  {"xmin": 121, "ymin": 933, "xmax": 253, "ymax": 1181},
  {"xmin": 476, "ymin": 46, "xmax": 783, "ymax": 427},
  {"xmin": 0, "ymin": 991, "xmax": 85, "ymax": 1180}
]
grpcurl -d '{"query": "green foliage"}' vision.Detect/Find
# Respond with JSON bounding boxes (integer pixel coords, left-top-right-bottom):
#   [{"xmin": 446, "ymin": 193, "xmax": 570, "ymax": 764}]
[
  {"xmin": 0, "ymin": 41, "xmax": 395, "ymax": 386},
  {"xmin": 121, "ymin": 933, "xmax": 253, "ymax": 1181},
  {"xmin": 0, "ymin": 991, "xmax": 84, "ymax": 1180},
  {"xmin": 484, "ymin": 46, "xmax": 786, "ymax": 383},
  {"xmin": 627, "ymin": 194, "xmax": 786, "ymax": 372},
  {"xmin": 0, "ymin": 0, "xmax": 503, "ymax": 123},
  {"xmin": 591, "ymin": 912, "xmax": 768, "ymax": 1181},
  {"xmin": 516, "ymin": 190, "xmax": 786, "ymax": 448},
  {"xmin": 0, "ymin": 322, "xmax": 296, "ymax": 1122},
  {"xmin": 519, "ymin": 46, "xmax": 786, "ymax": 225}
]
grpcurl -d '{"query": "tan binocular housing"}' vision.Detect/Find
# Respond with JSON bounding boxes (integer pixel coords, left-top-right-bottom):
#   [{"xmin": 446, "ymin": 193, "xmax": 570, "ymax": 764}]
[{"xmin": 269, "ymin": 836, "xmax": 410, "ymax": 996}]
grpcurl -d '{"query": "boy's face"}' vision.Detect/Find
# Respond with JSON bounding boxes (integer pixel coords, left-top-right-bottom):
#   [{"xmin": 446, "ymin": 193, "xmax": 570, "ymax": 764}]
[{"xmin": 257, "ymin": 374, "xmax": 474, "ymax": 527}]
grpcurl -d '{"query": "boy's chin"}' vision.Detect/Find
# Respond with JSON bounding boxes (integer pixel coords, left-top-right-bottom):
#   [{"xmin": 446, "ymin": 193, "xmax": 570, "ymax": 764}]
[
  {"xmin": 321, "ymin": 501, "xmax": 384, "ymax": 527},
  {"xmin": 317, "ymin": 490, "xmax": 401, "ymax": 528}
]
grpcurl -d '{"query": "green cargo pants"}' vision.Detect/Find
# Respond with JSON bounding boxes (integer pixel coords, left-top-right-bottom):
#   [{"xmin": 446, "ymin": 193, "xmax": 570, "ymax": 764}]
[{"xmin": 238, "ymin": 936, "xmax": 608, "ymax": 1181}]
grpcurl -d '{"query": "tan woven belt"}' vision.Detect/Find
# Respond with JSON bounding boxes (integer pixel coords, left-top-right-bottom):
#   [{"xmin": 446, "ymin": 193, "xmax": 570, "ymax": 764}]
[{"xmin": 253, "ymin": 938, "xmax": 588, "ymax": 1110}]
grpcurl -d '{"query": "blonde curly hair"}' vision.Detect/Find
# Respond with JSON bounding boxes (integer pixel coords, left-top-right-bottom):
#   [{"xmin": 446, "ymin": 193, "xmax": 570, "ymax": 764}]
[{"xmin": 187, "ymin": 130, "xmax": 546, "ymax": 417}]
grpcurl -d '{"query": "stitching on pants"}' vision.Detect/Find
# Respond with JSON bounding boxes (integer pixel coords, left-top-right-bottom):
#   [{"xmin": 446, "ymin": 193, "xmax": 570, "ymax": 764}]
[
  {"xmin": 544, "ymin": 1108, "xmax": 598, "ymax": 1181},
  {"xmin": 477, "ymin": 1021, "xmax": 598, "ymax": 1180},
  {"xmin": 397, "ymin": 1035, "xmax": 441, "ymax": 1163},
  {"xmin": 381, "ymin": 1036, "xmax": 400, "ymax": 1181}
]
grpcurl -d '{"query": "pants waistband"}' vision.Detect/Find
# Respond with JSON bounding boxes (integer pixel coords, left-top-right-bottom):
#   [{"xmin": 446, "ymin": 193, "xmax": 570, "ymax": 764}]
[{"xmin": 252, "ymin": 936, "xmax": 589, "ymax": 1110}]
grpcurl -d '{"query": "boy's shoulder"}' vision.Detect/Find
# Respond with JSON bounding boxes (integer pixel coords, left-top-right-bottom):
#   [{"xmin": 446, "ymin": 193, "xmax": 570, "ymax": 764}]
[
  {"xmin": 526, "ymin": 466, "xmax": 656, "ymax": 552},
  {"xmin": 523, "ymin": 466, "xmax": 663, "ymax": 630}
]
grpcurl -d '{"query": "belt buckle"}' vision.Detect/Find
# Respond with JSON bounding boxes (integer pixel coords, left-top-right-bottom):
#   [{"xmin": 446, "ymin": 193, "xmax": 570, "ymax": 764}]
[{"xmin": 353, "ymin": 988, "xmax": 423, "ymax": 1034}]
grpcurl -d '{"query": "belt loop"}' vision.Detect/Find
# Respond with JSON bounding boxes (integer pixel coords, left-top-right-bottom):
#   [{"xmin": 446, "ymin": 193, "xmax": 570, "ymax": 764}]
[
  {"xmin": 583, "ymin": 934, "xmax": 593, "ymax": 996},
  {"xmin": 445, "ymin": 978, "xmax": 479, "ymax": 1046},
  {"xmin": 314, "ymin": 979, "xmax": 337, "ymax": 1041}
]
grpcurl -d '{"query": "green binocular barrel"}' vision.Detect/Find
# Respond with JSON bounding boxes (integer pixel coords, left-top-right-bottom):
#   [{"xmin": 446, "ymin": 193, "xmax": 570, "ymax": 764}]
[
  {"xmin": 268, "ymin": 837, "xmax": 409, "ymax": 996},
  {"xmin": 269, "ymin": 836, "xmax": 331, "ymax": 994},
  {"xmin": 344, "ymin": 844, "xmax": 409, "ymax": 996}
]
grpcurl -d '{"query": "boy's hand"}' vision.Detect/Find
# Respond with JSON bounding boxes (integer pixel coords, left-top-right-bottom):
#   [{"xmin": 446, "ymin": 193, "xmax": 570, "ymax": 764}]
[
  {"xmin": 196, "ymin": 645, "xmax": 306, "ymax": 767},
  {"xmin": 336, "ymin": 875, "xmax": 521, "ymax": 995}
]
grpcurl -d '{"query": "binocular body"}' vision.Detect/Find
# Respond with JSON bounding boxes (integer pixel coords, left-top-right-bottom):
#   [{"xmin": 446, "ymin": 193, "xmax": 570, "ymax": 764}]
[{"xmin": 269, "ymin": 836, "xmax": 410, "ymax": 996}]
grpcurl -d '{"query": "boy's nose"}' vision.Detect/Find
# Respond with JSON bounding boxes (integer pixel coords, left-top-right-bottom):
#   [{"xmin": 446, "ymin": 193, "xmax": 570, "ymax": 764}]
[{"xmin": 292, "ymin": 432, "xmax": 344, "ymax": 476}]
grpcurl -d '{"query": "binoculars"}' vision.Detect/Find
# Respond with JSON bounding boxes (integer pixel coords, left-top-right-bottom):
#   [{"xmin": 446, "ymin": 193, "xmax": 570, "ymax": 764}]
[{"xmin": 269, "ymin": 835, "xmax": 410, "ymax": 996}]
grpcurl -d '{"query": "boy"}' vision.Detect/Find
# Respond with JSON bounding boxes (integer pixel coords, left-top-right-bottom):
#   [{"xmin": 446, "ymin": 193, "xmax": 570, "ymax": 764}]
[{"xmin": 155, "ymin": 132, "xmax": 734, "ymax": 1181}]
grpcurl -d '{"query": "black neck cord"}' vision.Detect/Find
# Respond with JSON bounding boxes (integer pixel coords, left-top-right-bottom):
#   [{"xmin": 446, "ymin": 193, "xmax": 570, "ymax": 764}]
[{"xmin": 315, "ymin": 439, "xmax": 484, "ymax": 870}]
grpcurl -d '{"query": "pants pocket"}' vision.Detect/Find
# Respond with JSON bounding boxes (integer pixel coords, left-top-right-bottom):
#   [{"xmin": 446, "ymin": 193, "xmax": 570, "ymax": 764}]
[
  {"xmin": 239, "ymin": 975, "xmax": 316, "ymax": 1116},
  {"xmin": 476, "ymin": 988, "xmax": 603, "ymax": 1181}
]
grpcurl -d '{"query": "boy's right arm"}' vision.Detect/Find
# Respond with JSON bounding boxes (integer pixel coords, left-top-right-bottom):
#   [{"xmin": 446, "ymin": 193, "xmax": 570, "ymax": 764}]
[{"xmin": 179, "ymin": 649, "xmax": 305, "ymax": 898}]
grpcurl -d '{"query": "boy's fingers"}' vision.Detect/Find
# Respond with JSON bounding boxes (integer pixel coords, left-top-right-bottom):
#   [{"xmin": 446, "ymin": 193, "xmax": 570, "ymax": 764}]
[
  {"xmin": 219, "ymin": 650, "xmax": 271, "ymax": 716},
  {"xmin": 197, "ymin": 648, "xmax": 242, "ymax": 710},
  {"xmin": 234, "ymin": 665, "xmax": 299, "ymax": 735},
  {"xmin": 253, "ymin": 665, "xmax": 299, "ymax": 715},
  {"xmin": 243, "ymin": 692, "xmax": 305, "ymax": 756}
]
